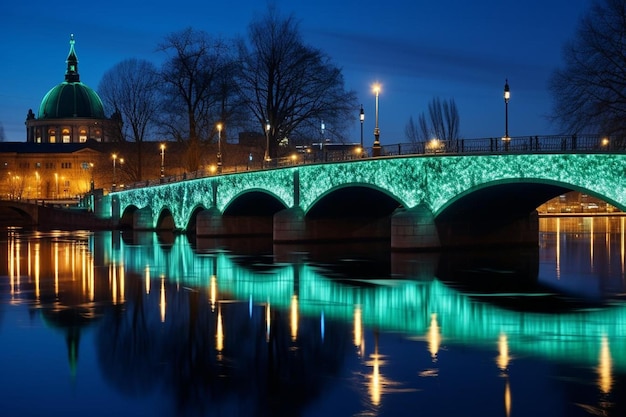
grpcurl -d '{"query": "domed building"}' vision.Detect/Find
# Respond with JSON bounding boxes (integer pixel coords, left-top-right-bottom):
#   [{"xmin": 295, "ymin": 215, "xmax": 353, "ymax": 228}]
[{"xmin": 25, "ymin": 35, "xmax": 121, "ymax": 143}]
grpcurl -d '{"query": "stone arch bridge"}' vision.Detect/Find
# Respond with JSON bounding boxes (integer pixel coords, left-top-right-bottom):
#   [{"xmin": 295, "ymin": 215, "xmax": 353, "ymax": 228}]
[{"xmin": 102, "ymin": 151, "xmax": 626, "ymax": 250}]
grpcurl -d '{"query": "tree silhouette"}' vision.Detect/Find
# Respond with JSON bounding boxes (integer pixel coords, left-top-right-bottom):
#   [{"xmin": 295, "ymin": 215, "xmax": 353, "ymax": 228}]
[
  {"xmin": 237, "ymin": 6, "xmax": 357, "ymax": 158},
  {"xmin": 549, "ymin": 0, "xmax": 626, "ymax": 137}
]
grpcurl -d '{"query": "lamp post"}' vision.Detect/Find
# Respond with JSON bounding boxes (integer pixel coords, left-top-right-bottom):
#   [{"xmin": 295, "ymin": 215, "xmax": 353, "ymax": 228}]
[
  {"xmin": 372, "ymin": 84, "xmax": 381, "ymax": 157},
  {"xmin": 89, "ymin": 163, "xmax": 94, "ymax": 191},
  {"xmin": 264, "ymin": 120, "xmax": 270, "ymax": 167},
  {"xmin": 54, "ymin": 172, "xmax": 59, "ymax": 199},
  {"xmin": 359, "ymin": 105, "xmax": 365, "ymax": 154},
  {"xmin": 503, "ymin": 79, "xmax": 510, "ymax": 151},
  {"xmin": 160, "ymin": 143, "xmax": 165, "ymax": 182},
  {"xmin": 112, "ymin": 153, "xmax": 117, "ymax": 190},
  {"xmin": 216, "ymin": 123, "xmax": 223, "ymax": 173}
]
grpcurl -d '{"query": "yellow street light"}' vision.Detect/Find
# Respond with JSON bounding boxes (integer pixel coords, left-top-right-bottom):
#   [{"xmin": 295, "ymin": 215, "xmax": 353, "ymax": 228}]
[{"xmin": 372, "ymin": 83, "xmax": 382, "ymax": 156}]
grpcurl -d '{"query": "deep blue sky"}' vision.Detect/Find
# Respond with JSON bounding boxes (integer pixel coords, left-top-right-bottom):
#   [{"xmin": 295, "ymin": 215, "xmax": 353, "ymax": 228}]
[{"xmin": 2, "ymin": 0, "xmax": 592, "ymax": 145}]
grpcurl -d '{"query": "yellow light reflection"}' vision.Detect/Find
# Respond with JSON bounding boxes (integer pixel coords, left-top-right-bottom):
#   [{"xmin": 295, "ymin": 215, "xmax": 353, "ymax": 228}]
[
  {"xmin": 89, "ymin": 255, "xmax": 95, "ymax": 302},
  {"xmin": 367, "ymin": 333, "xmax": 387, "ymax": 407},
  {"xmin": 504, "ymin": 379, "xmax": 511, "ymax": 417},
  {"xmin": 497, "ymin": 333, "xmax": 510, "ymax": 372},
  {"xmin": 119, "ymin": 265, "xmax": 125, "ymax": 304},
  {"xmin": 428, "ymin": 313, "xmax": 441, "ymax": 361},
  {"xmin": 145, "ymin": 265, "xmax": 151, "ymax": 294},
  {"xmin": 290, "ymin": 295, "xmax": 299, "ymax": 342},
  {"xmin": 160, "ymin": 277, "xmax": 166, "ymax": 323},
  {"xmin": 354, "ymin": 305, "xmax": 362, "ymax": 349},
  {"xmin": 210, "ymin": 275, "xmax": 217, "ymax": 312},
  {"xmin": 34, "ymin": 242, "xmax": 40, "ymax": 300},
  {"xmin": 598, "ymin": 335, "xmax": 613, "ymax": 395},
  {"xmin": 111, "ymin": 263, "xmax": 117, "ymax": 305},
  {"xmin": 216, "ymin": 305, "xmax": 224, "ymax": 353},
  {"xmin": 556, "ymin": 217, "xmax": 561, "ymax": 279},
  {"xmin": 54, "ymin": 241, "xmax": 59, "ymax": 296}
]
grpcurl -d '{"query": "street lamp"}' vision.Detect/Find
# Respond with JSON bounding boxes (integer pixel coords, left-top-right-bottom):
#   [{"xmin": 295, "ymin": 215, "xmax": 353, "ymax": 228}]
[
  {"xmin": 359, "ymin": 104, "xmax": 365, "ymax": 153},
  {"xmin": 264, "ymin": 120, "xmax": 271, "ymax": 166},
  {"xmin": 54, "ymin": 172, "xmax": 59, "ymax": 199},
  {"xmin": 112, "ymin": 153, "xmax": 117, "ymax": 190},
  {"xmin": 503, "ymin": 79, "xmax": 510, "ymax": 151},
  {"xmin": 372, "ymin": 84, "xmax": 381, "ymax": 157},
  {"xmin": 216, "ymin": 123, "xmax": 223, "ymax": 173},
  {"xmin": 160, "ymin": 143, "xmax": 165, "ymax": 182}
]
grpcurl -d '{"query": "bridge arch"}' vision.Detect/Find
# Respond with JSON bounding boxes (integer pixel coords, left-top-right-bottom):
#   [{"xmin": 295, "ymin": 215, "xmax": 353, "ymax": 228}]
[
  {"xmin": 185, "ymin": 204, "xmax": 209, "ymax": 234},
  {"xmin": 119, "ymin": 205, "xmax": 139, "ymax": 229},
  {"xmin": 305, "ymin": 184, "xmax": 404, "ymax": 218},
  {"xmin": 156, "ymin": 207, "xmax": 176, "ymax": 231},
  {"xmin": 223, "ymin": 189, "xmax": 288, "ymax": 216}
]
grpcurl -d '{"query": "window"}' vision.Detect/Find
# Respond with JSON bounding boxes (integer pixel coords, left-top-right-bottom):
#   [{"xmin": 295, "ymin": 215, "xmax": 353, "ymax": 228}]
[
  {"xmin": 45, "ymin": 162, "xmax": 55, "ymax": 169},
  {"xmin": 35, "ymin": 162, "xmax": 41, "ymax": 168},
  {"xmin": 61, "ymin": 162, "xmax": 72, "ymax": 169},
  {"xmin": 79, "ymin": 128, "xmax": 87, "ymax": 143},
  {"xmin": 19, "ymin": 162, "xmax": 29, "ymax": 169},
  {"xmin": 62, "ymin": 128, "xmax": 70, "ymax": 143},
  {"xmin": 48, "ymin": 128, "xmax": 56, "ymax": 143}
]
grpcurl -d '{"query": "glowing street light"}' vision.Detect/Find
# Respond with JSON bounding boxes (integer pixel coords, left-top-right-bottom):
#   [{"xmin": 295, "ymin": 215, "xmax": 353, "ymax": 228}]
[
  {"xmin": 264, "ymin": 120, "xmax": 271, "ymax": 166},
  {"xmin": 216, "ymin": 123, "xmax": 223, "ymax": 173},
  {"xmin": 503, "ymin": 79, "xmax": 510, "ymax": 151},
  {"xmin": 372, "ymin": 83, "xmax": 382, "ymax": 157},
  {"xmin": 160, "ymin": 143, "xmax": 165, "ymax": 182},
  {"xmin": 112, "ymin": 153, "xmax": 117, "ymax": 190},
  {"xmin": 359, "ymin": 104, "xmax": 365, "ymax": 153}
]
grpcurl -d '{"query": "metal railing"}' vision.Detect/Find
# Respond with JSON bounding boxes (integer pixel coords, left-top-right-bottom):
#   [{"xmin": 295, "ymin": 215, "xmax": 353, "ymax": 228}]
[{"xmin": 121, "ymin": 134, "xmax": 623, "ymax": 191}]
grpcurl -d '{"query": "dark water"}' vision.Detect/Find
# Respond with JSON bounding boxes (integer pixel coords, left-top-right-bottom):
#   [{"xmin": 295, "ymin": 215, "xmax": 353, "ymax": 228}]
[{"xmin": 1, "ymin": 216, "xmax": 626, "ymax": 417}]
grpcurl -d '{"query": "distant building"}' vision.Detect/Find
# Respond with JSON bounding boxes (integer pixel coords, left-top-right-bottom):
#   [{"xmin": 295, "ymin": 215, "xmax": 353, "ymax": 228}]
[{"xmin": 25, "ymin": 34, "xmax": 121, "ymax": 144}]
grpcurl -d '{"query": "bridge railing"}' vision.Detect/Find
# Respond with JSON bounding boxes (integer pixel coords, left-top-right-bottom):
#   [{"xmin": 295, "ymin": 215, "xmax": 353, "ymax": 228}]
[{"xmin": 120, "ymin": 134, "xmax": 624, "ymax": 191}]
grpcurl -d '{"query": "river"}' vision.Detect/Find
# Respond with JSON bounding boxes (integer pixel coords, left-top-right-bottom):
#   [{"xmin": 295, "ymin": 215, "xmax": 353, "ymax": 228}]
[{"xmin": 1, "ymin": 216, "xmax": 625, "ymax": 416}]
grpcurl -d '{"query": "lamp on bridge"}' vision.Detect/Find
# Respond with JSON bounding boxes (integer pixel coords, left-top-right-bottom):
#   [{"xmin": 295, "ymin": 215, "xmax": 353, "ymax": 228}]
[
  {"xmin": 264, "ymin": 120, "xmax": 271, "ymax": 167},
  {"xmin": 503, "ymin": 79, "xmax": 510, "ymax": 151},
  {"xmin": 359, "ymin": 104, "xmax": 365, "ymax": 155},
  {"xmin": 160, "ymin": 143, "xmax": 165, "ymax": 183},
  {"xmin": 372, "ymin": 83, "xmax": 382, "ymax": 157},
  {"xmin": 112, "ymin": 153, "xmax": 117, "ymax": 191},
  {"xmin": 216, "ymin": 123, "xmax": 223, "ymax": 173}
]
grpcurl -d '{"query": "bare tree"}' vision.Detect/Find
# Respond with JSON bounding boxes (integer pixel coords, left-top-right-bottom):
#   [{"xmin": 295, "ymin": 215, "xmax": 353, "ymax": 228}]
[
  {"xmin": 98, "ymin": 59, "xmax": 160, "ymax": 181},
  {"xmin": 549, "ymin": 0, "xmax": 626, "ymax": 136},
  {"xmin": 238, "ymin": 7, "xmax": 357, "ymax": 158},
  {"xmin": 406, "ymin": 97, "xmax": 460, "ymax": 141},
  {"xmin": 157, "ymin": 28, "xmax": 238, "ymax": 171}
]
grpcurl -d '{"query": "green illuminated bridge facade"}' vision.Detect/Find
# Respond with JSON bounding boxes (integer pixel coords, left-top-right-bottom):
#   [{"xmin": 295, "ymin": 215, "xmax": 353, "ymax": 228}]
[{"xmin": 104, "ymin": 142, "xmax": 626, "ymax": 249}]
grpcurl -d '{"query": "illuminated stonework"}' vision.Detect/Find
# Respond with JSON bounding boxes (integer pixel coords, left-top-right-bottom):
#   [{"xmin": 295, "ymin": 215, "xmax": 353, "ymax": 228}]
[{"xmin": 113, "ymin": 154, "xmax": 626, "ymax": 230}]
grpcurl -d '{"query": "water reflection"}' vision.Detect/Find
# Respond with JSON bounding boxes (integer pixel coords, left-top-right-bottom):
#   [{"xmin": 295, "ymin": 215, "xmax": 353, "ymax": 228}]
[{"xmin": 1, "ymin": 217, "xmax": 626, "ymax": 416}]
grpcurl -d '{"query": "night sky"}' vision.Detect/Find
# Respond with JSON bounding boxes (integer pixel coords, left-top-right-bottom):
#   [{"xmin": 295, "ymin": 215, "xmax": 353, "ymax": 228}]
[{"xmin": 2, "ymin": 0, "xmax": 592, "ymax": 145}]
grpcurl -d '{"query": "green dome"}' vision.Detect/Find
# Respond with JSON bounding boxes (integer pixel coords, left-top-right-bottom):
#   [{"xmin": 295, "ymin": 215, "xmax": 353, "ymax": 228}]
[
  {"xmin": 38, "ymin": 81, "xmax": 105, "ymax": 119},
  {"xmin": 38, "ymin": 34, "xmax": 106, "ymax": 120}
]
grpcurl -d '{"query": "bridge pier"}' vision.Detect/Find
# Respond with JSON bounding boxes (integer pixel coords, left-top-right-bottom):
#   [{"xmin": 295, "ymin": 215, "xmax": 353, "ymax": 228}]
[
  {"xmin": 196, "ymin": 207, "xmax": 273, "ymax": 237},
  {"xmin": 391, "ymin": 205, "xmax": 441, "ymax": 250}
]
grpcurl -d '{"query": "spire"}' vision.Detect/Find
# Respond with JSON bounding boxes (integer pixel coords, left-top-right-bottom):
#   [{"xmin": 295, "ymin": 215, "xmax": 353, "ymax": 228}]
[{"xmin": 65, "ymin": 34, "xmax": 80, "ymax": 83}]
